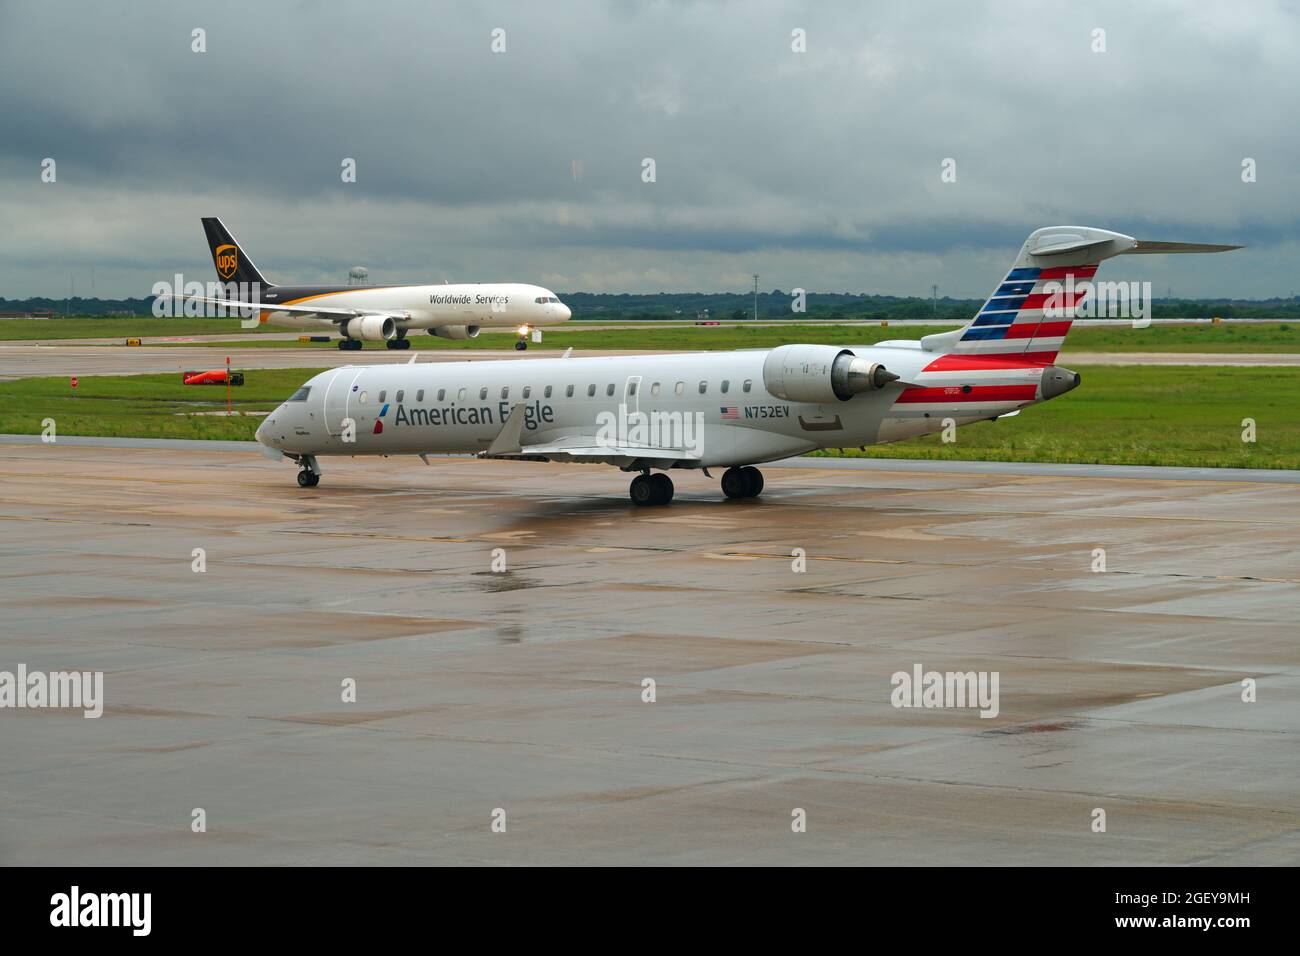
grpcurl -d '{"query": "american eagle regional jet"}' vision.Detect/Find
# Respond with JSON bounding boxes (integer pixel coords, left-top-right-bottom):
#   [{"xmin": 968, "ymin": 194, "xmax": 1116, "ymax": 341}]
[
  {"xmin": 181, "ymin": 217, "xmax": 570, "ymax": 350},
  {"xmin": 255, "ymin": 226, "xmax": 1237, "ymax": 505}
]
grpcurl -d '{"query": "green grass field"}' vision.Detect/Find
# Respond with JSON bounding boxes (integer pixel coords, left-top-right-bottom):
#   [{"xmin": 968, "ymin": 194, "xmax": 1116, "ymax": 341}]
[
  {"xmin": 4, "ymin": 316, "xmax": 1300, "ymax": 352},
  {"xmin": 0, "ymin": 317, "xmax": 249, "ymax": 339},
  {"xmin": 170, "ymin": 322, "xmax": 1300, "ymax": 353},
  {"xmin": 0, "ymin": 368, "xmax": 325, "ymax": 441},
  {"xmin": 1, "ymin": 365, "xmax": 1295, "ymax": 469},
  {"xmin": 817, "ymin": 365, "xmax": 1298, "ymax": 469}
]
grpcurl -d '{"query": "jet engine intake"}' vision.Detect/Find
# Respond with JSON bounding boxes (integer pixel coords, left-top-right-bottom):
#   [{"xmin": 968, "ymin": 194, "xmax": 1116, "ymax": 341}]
[
  {"xmin": 429, "ymin": 325, "xmax": 481, "ymax": 340},
  {"xmin": 343, "ymin": 315, "xmax": 397, "ymax": 341}
]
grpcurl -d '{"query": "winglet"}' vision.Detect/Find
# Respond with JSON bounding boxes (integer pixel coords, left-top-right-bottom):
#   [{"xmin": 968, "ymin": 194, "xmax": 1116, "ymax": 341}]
[{"xmin": 483, "ymin": 403, "xmax": 527, "ymax": 457}]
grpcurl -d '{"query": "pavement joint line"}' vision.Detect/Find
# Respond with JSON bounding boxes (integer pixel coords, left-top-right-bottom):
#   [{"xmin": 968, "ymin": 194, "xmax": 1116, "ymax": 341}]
[
  {"xmin": 3, "ymin": 511, "xmax": 1296, "ymax": 584},
  {"xmin": 4, "ymin": 434, "xmax": 1300, "ymax": 482}
]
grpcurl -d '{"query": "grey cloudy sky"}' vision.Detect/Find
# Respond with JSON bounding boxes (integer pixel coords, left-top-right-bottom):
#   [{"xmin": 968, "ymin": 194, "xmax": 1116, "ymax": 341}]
[{"xmin": 1, "ymin": 0, "xmax": 1297, "ymax": 298}]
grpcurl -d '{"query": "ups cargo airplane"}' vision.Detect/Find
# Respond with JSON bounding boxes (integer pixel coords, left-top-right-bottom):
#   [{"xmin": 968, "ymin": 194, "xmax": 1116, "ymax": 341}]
[
  {"xmin": 255, "ymin": 226, "xmax": 1237, "ymax": 505},
  {"xmin": 182, "ymin": 217, "xmax": 571, "ymax": 350}
]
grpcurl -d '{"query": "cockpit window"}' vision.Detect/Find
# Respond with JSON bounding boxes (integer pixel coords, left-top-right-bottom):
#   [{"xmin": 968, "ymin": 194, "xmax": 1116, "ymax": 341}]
[{"xmin": 287, "ymin": 386, "xmax": 311, "ymax": 401}]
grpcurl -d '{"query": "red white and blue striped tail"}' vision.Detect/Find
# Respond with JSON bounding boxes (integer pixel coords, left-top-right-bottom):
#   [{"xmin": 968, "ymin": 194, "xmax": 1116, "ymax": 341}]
[
  {"xmin": 950, "ymin": 261, "xmax": 1097, "ymax": 363},
  {"xmin": 921, "ymin": 227, "xmax": 1241, "ymax": 365}
]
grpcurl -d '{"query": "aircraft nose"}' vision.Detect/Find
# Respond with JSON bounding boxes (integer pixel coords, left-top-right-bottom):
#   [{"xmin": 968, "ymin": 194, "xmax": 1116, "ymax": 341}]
[
  {"xmin": 254, "ymin": 417, "xmax": 269, "ymax": 444},
  {"xmin": 557, "ymin": 303, "xmax": 572, "ymax": 321}
]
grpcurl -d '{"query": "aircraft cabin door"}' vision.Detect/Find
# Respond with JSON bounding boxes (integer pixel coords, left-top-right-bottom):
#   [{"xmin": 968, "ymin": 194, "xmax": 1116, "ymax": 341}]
[
  {"xmin": 324, "ymin": 368, "xmax": 364, "ymax": 439},
  {"xmin": 623, "ymin": 375, "xmax": 642, "ymax": 415}
]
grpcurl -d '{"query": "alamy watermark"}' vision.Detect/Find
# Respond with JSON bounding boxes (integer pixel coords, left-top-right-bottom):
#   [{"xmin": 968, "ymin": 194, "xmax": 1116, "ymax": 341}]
[
  {"xmin": 151, "ymin": 275, "xmax": 264, "ymax": 328},
  {"xmin": 890, "ymin": 663, "xmax": 999, "ymax": 718},
  {"xmin": 1, "ymin": 664, "xmax": 103, "ymax": 718},
  {"xmin": 595, "ymin": 403, "xmax": 705, "ymax": 457},
  {"xmin": 1043, "ymin": 274, "xmax": 1153, "ymax": 328}
]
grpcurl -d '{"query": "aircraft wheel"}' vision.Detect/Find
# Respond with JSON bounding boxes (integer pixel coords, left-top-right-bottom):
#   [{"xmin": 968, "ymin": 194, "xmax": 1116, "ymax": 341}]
[
  {"xmin": 721, "ymin": 466, "xmax": 749, "ymax": 499},
  {"xmin": 741, "ymin": 466, "xmax": 764, "ymax": 498},
  {"xmin": 336, "ymin": 339, "xmax": 351, "ymax": 351},
  {"xmin": 297, "ymin": 469, "xmax": 319, "ymax": 488},
  {"xmin": 629, "ymin": 474, "xmax": 656, "ymax": 506},
  {"xmin": 515, "ymin": 340, "xmax": 528, "ymax": 351},
  {"xmin": 650, "ymin": 473, "xmax": 674, "ymax": 505}
]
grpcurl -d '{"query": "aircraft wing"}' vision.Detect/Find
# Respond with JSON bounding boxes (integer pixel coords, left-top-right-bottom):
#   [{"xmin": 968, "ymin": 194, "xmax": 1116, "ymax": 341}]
[
  {"xmin": 159, "ymin": 294, "xmax": 408, "ymax": 322},
  {"xmin": 479, "ymin": 405, "xmax": 702, "ymax": 464},
  {"xmin": 513, "ymin": 440, "xmax": 702, "ymax": 463}
]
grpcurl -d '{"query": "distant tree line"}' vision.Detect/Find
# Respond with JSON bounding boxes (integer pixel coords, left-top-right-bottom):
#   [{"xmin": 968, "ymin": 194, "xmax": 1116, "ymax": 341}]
[{"xmin": 3, "ymin": 293, "xmax": 1300, "ymax": 320}]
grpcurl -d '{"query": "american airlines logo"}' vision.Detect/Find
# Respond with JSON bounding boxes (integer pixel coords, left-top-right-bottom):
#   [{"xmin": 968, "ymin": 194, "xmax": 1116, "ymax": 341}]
[{"xmin": 387, "ymin": 400, "xmax": 555, "ymax": 431}]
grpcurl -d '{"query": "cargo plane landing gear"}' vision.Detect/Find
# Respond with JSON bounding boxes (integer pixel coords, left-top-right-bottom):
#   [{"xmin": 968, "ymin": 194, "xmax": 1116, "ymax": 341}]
[
  {"xmin": 721, "ymin": 466, "xmax": 763, "ymax": 500},
  {"xmin": 629, "ymin": 471, "xmax": 673, "ymax": 506},
  {"xmin": 385, "ymin": 333, "xmax": 411, "ymax": 350},
  {"xmin": 337, "ymin": 338, "xmax": 363, "ymax": 351}
]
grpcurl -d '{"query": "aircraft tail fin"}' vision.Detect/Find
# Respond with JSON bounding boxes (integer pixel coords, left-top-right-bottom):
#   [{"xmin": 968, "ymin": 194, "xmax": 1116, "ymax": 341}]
[
  {"xmin": 202, "ymin": 217, "xmax": 273, "ymax": 288},
  {"xmin": 922, "ymin": 227, "xmax": 1241, "ymax": 363}
]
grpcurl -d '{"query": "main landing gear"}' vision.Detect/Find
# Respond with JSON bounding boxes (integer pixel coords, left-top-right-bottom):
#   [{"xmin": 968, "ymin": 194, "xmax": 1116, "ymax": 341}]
[
  {"xmin": 721, "ymin": 466, "xmax": 764, "ymax": 500},
  {"xmin": 628, "ymin": 467, "xmax": 765, "ymax": 506},
  {"xmin": 337, "ymin": 338, "xmax": 363, "ymax": 351},
  {"xmin": 629, "ymin": 472, "xmax": 674, "ymax": 506},
  {"xmin": 385, "ymin": 334, "xmax": 411, "ymax": 350}
]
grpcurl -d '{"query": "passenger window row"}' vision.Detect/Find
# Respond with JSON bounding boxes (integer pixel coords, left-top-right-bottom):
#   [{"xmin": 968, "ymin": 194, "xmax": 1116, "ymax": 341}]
[{"xmin": 376, "ymin": 380, "xmax": 754, "ymax": 404}]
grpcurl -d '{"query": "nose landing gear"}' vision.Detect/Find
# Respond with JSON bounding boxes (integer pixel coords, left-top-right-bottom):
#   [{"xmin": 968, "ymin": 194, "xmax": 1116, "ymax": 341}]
[
  {"xmin": 295, "ymin": 455, "xmax": 321, "ymax": 487},
  {"xmin": 629, "ymin": 472, "xmax": 674, "ymax": 506},
  {"xmin": 721, "ymin": 466, "xmax": 763, "ymax": 500}
]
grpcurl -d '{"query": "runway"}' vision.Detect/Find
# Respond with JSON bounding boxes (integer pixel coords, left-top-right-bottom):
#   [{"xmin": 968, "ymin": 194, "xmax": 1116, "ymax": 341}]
[
  {"xmin": 3, "ymin": 342, "xmax": 1299, "ymax": 380},
  {"xmin": 1, "ymin": 438, "xmax": 1296, "ymax": 865}
]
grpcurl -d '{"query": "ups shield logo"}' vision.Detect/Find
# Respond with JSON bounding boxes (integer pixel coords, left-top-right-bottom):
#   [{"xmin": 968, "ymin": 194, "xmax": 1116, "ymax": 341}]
[{"xmin": 215, "ymin": 243, "xmax": 239, "ymax": 280}]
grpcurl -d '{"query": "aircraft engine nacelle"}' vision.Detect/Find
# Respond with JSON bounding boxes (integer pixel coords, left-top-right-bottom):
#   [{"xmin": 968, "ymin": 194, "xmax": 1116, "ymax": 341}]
[
  {"xmin": 429, "ymin": 325, "xmax": 481, "ymax": 340},
  {"xmin": 762, "ymin": 344, "xmax": 900, "ymax": 403},
  {"xmin": 343, "ymin": 315, "xmax": 396, "ymax": 341}
]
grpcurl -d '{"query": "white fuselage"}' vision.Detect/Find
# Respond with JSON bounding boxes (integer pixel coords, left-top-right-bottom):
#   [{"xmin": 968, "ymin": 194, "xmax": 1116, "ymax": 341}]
[
  {"xmin": 257, "ymin": 283, "xmax": 571, "ymax": 333},
  {"xmin": 256, "ymin": 344, "xmax": 1067, "ymax": 469}
]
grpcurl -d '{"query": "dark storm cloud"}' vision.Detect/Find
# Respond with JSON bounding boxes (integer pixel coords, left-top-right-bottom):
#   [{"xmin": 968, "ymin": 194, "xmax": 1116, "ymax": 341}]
[{"xmin": 0, "ymin": 0, "xmax": 1296, "ymax": 297}]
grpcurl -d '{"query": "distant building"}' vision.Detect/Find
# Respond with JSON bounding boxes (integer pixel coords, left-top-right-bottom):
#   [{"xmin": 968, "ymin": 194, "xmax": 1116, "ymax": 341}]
[{"xmin": 0, "ymin": 307, "xmax": 55, "ymax": 318}]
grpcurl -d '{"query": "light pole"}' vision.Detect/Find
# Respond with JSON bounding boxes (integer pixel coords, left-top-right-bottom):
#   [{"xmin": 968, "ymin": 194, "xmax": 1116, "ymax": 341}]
[{"xmin": 752, "ymin": 274, "xmax": 759, "ymax": 322}]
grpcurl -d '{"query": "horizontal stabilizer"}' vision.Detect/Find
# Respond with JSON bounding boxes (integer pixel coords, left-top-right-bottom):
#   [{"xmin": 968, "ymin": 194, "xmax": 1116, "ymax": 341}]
[
  {"xmin": 158, "ymin": 294, "xmax": 408, "ymax": 323},
  {"xmin": 1025, "ymin": 235, "xmax": 1115, "ymax": 256},
  {"xmin": 1119, "ymin": 240, "xmax": 1244, "ymax": 255}
]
